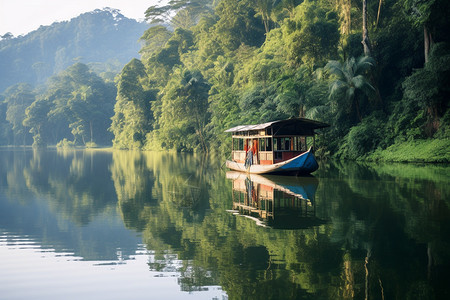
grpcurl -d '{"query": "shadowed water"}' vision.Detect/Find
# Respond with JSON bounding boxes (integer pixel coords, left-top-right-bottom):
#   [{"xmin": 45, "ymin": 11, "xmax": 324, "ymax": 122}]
[{"xmin": 0, "ymin": 148, "xmax": 449, "ymax": 300}]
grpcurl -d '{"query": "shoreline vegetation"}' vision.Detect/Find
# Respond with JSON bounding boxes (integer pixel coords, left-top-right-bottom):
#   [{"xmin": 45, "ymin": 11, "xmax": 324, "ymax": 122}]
[
  {"xmin": 365, "ymin": 139, "xmax": 450, "ymax": 163},
  {"xmin": 2, "ymin": 139, "xmax": 449, "ymax": 164},
  {"xmin": 1, "ymin": 2, "xmax": 449, "ymax": 163}
]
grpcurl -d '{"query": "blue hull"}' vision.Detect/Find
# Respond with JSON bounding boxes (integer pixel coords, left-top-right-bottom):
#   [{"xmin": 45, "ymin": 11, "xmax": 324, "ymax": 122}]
[{"xmin": 226, "ymin": 149, "xmax": 319, "ymax": 175}]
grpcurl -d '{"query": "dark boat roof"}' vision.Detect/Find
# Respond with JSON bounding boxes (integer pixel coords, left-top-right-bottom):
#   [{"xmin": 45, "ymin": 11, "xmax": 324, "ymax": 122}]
[{"xmin": 225, "ymin": 118, "xmax": 329, "ymax": 133}]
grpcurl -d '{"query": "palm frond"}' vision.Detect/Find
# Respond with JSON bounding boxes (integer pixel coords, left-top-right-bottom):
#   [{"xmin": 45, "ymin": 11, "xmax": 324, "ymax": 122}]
[
  {"xmin": 355, "ymin": 56, "xmax": 375, "ymax": 75},
  {"xmin": 352, "ymin": 75, "xmax": 375, "ymax": 95},
  {"xmin": 346, "ymin": 86, "xmax": 355, "ymax": 101},
  {"xmin": 325, "ymin": 60, "xmax": 346, "ymax": 79},
  {"xmin": 329, "ymin": 80, "xmax": 347, "ymax": 99}
]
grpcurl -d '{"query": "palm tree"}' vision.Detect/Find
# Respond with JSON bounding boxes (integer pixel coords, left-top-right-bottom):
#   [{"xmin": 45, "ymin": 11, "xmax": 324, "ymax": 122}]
[{"xmin": 325, "ymin": 56, "xmax": 375, "ymax": 121}]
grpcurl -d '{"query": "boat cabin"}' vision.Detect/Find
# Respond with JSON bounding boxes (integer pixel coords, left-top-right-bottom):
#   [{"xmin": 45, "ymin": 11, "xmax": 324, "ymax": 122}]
[{"xmin": 225, "ymin": 118, "xmax": 329, "ymax": 165}]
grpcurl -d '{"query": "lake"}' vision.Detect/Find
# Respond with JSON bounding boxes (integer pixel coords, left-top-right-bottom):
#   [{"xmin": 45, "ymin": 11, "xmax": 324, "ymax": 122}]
[{"xmin": 0, "ymin": 148, "xmax": 449, "ymax": 300}]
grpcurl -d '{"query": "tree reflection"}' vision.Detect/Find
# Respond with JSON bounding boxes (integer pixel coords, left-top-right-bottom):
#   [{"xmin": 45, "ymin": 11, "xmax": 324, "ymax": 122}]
[
  {"xmin": 109, "ymin": 152, "xmax": 449, "ymax": 299},
  {"xmin": 4, "ymin": 148, "xmax": 447, "ymax": 299},
  {"xmin": 0, "ymin": 148, "xmax": 139, "ymax": 261}
]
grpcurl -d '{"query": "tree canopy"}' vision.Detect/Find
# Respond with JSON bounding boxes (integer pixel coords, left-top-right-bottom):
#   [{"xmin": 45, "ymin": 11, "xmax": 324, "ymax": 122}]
[{"xmin": 1, "ymin": 0, "xmax": 449, "ymax": 160}]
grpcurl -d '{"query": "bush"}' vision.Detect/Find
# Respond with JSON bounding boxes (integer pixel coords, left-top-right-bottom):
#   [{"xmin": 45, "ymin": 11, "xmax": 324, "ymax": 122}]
[
  {"xmin": 85, "ymin": 141, "xmax": 98, "ymax": 148},
  {"xmin": 336, "ymin": 113, "xmax": 386, "ymax": 159},
  {"xmin": 56, "ymin": 138, "xmax": 76, "ymax": 149}
]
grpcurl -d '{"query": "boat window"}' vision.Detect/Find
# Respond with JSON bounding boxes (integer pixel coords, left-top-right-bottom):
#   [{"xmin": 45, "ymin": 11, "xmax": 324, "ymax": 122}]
[
  {"xmin": 259, "ymin": 138, "xmax": 265, "ymax": 151},
  {"xmin": 274, "ymin": 137, "xmax": 294, "ymax": 151},
  {"xmin": 293, "ymin": 137, "xmax": 299, "ymax": 151},
  {"xmin": 233, "ymin": 138, "xmax": 244, "ymax": 151},
  {"xmin": 265, "ymin": 138, "xmax": 272, "ymax": 151},
  {"xmin": 274, "ymin": 151, "xmax": 282, "ymax": 160},
  {"xmin": 281, "ymin": 137, "xmax": 291, "ymax": 151},
  {"xmin": 294, "ymin": 136, "xmax": 306, "ymax": 151}
]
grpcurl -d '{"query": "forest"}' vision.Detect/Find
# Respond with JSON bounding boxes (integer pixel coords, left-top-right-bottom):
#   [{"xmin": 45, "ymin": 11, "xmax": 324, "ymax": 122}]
[{"xmin": 0, "ymin": 0, "xmax": 449, "ymax": 161}]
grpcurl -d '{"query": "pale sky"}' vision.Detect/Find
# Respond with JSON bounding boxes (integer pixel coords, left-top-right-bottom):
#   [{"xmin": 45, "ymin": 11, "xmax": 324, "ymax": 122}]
[{"xmin": 0, "ymin": 0, "xmax": 165, "ymax": 36}]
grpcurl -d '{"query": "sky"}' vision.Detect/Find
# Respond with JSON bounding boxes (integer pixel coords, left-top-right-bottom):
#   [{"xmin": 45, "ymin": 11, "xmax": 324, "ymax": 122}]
[{"xmin": 0, "ymin": 0, "xmax": 165, "ymax": 36}]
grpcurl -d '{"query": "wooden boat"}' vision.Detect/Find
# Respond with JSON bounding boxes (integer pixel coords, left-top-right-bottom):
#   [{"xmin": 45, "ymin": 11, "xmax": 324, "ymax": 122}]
[{"xmin": 225, "ymin": 118, "xmax": 329, "ymax": 175}]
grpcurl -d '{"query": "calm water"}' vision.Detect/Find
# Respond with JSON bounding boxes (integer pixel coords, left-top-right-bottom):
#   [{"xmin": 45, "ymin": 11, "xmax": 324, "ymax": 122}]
[{"xmin": 0, "ymin": 148, "xmax": 449, "ymax": 300}]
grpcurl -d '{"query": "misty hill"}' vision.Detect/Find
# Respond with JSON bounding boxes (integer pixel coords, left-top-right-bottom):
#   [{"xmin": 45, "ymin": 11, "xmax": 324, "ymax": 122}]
[{"xmin": 0, "ymin": 8, "xmax": 148, "ymax": 92}]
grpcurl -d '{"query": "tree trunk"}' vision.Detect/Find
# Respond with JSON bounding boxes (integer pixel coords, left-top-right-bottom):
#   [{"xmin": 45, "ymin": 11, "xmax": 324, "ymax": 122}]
[
  {"xmin": 299, "ymin": 104, "xmax": 305, "ymax": 118},
  {"xmin": 362, "ymin": 0, "xmax": 371, "ymax": 56},
  {"xmin": 376, "ymin": 0, "xmax": 382, "ymax": 27},
  {"xmin": 364, "ymin": 248, "xmax": 371, "ymax": 300},
  {"xmin": 424, "ymin": 26, "xmax": 433, "ymax": 64},
  {"xmin": 90, "ymin": 121, "xmax": 93, "ymax": 144}
]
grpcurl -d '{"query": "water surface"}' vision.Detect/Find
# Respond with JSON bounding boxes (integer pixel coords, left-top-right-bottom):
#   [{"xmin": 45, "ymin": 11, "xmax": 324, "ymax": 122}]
[{"xmin": 0, "ymin": 148, "xmax": 448, "ymax": 299}]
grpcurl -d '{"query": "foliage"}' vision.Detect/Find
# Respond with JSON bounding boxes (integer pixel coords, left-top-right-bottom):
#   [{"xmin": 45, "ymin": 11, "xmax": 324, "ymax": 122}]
[
  {"xmin": 149, "ymin": 68, "xmax": 210, "ymax": 151},
  {"xmin": 110, "ymin": 59, "xmax": 155, "ymax": 149},
  {"xmin": 325, "ymin": 56, "xmax": 376, "ymax": 123},
  {"xmin": 0, "ymin": 0, "xmax": 449, "ymax": 161},
  {"xmin": 336, "ymin": 113, "xmax": 387, "ymax": 160},
  {"xmin": 56, "ymin": 138, "xmax": 76, "ymax": 149},
  {"xmin": 367, "ymin": 139, "xmax": 450, "ymax": 163},
  {"xmin": 23, "ymin": 99, "xmax": 51, "ymax": 147},
  {"xmin": 0, "ymin": 63, "xmax": 116, "ymax": 147},
  {"xmin": 44, "ymin": 63, "xmax": 116, "ymax": 146},
  {"xmin": 3, "ymin": 83, "xmax": 35, "ymax": 145},
  {"xmin": 400, "ymin": 43, "xmax": 450, "ymax": 136},
  {"xmin": 282, "ymin": 1, "xmax": 340, "ymax": 67}
]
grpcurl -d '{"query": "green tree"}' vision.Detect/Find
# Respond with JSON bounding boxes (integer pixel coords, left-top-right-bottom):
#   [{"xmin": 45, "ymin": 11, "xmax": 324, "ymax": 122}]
[
  {"xmin": 282, "ymin": 1, "xmax": 340, "ymax": 67},
  {"xmin": 43, "ymin": 63, "xmax": 115, "ymax": 146},
  {"xmin": 145, "ymin": 0, "xmax": 214, "ymax": 29},
  {"xmin": 402, "ymin": 0, "xmax": 450, "ymax": 64},
  {"xmin": 212, "ymin": 0, "xmax": 265, "ymax": 52},
  {"xmin": 154, "ymin": 28, "xmax": 194, "ymax": 68},
  {"xmin": 3, "ymin": 83, "xmax": 35, "ymax": 145},
  {"xmin": 23, "ymin": 99, "xmax": 51, "ymax": 147},
  {"xmin": 254, "ymin": 0, "xmax": 276, "ymax": 34},
  {"xmin": 139, "ymin": 25, "xmax": 173, "ymax": 62},
  {"xmin": 325, "ymin": 56, "xmax": 376, "ymax": 122},
  {"xmin": 110, "ymin": 59, "xmax": 155, "ymax": 149},
  {"xmin": 68, "ymin": 83, "xmax": 115, "ymax": 146},
  {"xmin": 400, "ymin": 43, "xmax": 450, "ymax": 137},
  {"xmin": 0, "ymin": 96, "xmax": 13, "ymax": 145},
  {"xmin": 154, "ymin": 68, "xmax": 210, "ymax": 151}
]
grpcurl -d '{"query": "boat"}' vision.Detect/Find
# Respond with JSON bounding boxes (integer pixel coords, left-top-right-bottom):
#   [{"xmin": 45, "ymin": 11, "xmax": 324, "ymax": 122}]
[
  {"xmin": 226, "ymin": 171, "xmax": 325, "ymax": 229},
  {"xmin": 225, "ymin": 118, "xmax": 329, "ymax": 175}
]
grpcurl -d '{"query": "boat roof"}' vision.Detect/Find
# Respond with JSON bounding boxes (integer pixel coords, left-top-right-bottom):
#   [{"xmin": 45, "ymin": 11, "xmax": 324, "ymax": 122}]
[{"xmin": 224, "ymin": 118, "xmax": 329, "ymax": 133}]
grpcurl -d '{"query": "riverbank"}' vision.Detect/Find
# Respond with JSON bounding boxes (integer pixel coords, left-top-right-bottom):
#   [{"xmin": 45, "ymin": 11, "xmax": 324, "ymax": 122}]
[{"xmin": 364, "ymin": 139, "xmax": 450, "ymax": 163}]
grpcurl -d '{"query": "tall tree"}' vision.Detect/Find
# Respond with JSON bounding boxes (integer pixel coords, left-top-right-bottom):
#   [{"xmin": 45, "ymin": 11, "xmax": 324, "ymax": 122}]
[
  {"xmin": 402, "ymin": 0, "xmax": 450, "ymax": 64},
  {"xmin": 281, "ymin": 0, "xmax": 340, "ymax": 67},
  {"xmin": 3, "ymin": 83, "xmax": 35, "ymax": 145},
  {"xmin": 325, "ymin": 56, "xmax": 376, "ymax": 122},
  {"xmin": 156, "ymin": 68, "xmax": 210, "ymax": 151},
  {"xmin": 254, "ymin": 0, "xmax": 275, "ymax": 34},
  {"xmin": 139, "ymin": 26, "xmax": 173, "ymax": 62},
  {"xmin": 110, "ymin": 59, "xmax": 155, "ymax": 149},
  {"xmin": 145, "ymin": 0, "xmax": 214, "ymax": 29},
  {"xmin": 23, "ymin": 99, "xmax": 51, "ymax": 147},
  {"xmin": 361, "ymin": 0, "xmax": 371, "ymax": 56},
  {"xmin": 212, "ymin": 0, "xmax": 265, "ymax": 51},
  {"xmin": 43, "ymin": 63, "xmax": 115, "ymax": 146}
]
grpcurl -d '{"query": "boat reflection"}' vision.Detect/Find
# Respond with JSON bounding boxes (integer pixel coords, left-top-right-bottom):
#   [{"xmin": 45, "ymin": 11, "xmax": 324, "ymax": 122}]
[{"xmin": 226, "ymin": 171, "xmax": 325, "ymax": 229}]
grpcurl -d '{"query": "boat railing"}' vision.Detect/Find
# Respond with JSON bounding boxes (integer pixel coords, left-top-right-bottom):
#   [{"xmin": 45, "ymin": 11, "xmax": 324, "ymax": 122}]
[{"xmin": 232, "ymin": 151, "xmax": 246, "ymax": 162}]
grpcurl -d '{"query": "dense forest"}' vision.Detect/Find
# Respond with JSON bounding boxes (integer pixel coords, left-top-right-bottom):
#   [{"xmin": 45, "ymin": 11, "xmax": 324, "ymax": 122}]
[{"xmin": 0, "ymin": 0, "xmax": 449, "ymax": 161}]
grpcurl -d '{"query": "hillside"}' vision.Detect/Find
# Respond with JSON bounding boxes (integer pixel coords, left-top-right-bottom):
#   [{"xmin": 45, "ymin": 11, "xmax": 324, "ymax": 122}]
[{"xmin": 0, "ymin": 8, "xmax": 148, "ymax": 92}]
